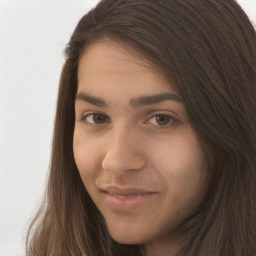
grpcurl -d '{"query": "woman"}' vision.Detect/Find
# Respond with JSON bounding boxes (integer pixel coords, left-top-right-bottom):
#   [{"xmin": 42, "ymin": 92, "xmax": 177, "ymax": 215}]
[{"xmin": 26, "ymin": 0, "xmax": 256, "ymax": 255}]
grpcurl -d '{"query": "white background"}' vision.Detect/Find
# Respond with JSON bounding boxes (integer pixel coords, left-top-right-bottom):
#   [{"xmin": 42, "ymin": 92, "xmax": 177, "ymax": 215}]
[{"xmin": 0, "ymin": 1, "xmax": 255, "ymax": 255}]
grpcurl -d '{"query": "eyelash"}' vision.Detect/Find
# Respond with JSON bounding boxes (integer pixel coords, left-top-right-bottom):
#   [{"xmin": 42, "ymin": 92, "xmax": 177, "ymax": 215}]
[{"xmin": 80, "ymin": 112, "xmax": 179, "ymax": 129}]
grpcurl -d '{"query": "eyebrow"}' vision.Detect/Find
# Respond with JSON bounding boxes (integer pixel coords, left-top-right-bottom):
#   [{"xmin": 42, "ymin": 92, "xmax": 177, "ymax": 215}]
[
  {"xmin": 75, "ymin": 92, "xmax": 183, "ymax": 108},
  {"xmin": 75, "ymin": 93, "xmax": 108, "ymax": 108}
]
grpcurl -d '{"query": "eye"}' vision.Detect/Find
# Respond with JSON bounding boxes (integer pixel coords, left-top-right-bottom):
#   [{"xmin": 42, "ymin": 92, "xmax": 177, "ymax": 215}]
[
  {"xmin": 147, "ymin": 114, "xmax": 177, "ymax": 128},
  {"xmin": 82, "ymin": 113, "xmax": 110, "ymax": 125}
]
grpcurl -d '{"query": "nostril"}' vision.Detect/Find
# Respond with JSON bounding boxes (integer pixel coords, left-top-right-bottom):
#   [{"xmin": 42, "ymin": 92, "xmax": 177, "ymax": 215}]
[{"xmin": 102, "ymin": 150, "xmax": 146, "ymax": 175}]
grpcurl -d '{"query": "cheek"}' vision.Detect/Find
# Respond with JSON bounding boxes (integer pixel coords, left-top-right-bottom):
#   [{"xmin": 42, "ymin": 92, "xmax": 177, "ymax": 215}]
[
  {"xmin": 73, "ymin": 129, "xmax": 102, "ymax": 184},
  {"xmin": 153, "ymin": 130, "xmax": 206, "ymax": 172},
  {"xmin": 152, "ymin": 131, "xmax": 208, "ymax": 213}
]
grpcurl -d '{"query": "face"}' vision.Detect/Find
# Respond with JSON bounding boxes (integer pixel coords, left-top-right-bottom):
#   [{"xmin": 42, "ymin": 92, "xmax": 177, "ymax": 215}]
[{"xmin": 73, "ymin": 41, "xmax": 208, "ymax": 251}]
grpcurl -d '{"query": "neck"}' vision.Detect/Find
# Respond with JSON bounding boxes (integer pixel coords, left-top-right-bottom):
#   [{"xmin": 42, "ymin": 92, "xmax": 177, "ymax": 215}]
[{"xmin": 144, "ymin": 235, "xmax": 182, "ymax": 256}]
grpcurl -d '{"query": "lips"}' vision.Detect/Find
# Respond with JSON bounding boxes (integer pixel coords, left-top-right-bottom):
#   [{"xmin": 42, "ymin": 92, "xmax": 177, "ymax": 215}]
[
  {"xmin": 107, "ymin": 192, "xmax": 143, "ymax": 199},
  {"xmin": 100, "ymin": 186, "xmax": 157, "ymax": 211}
]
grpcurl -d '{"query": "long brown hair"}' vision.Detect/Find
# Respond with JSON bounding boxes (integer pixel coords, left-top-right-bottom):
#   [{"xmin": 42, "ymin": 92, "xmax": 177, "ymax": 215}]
[{"xmin": 26, "ymin": 0, "xmax": 256, "ymax": 255}]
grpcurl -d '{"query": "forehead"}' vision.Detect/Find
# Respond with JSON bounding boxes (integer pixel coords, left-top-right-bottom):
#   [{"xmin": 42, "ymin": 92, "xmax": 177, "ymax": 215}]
[
  {"xmin": 77, "ymin": 41, "xmax": 177, "ymax": 98},
  {"xmin": 78, "ymin": 41, "xmax": 151, "ymax": 76}
]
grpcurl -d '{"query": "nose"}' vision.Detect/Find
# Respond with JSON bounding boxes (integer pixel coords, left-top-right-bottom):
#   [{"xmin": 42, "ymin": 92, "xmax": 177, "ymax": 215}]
[{"xmin": 102, "ymin": 126, "xmax": 146, "ymax": 176}]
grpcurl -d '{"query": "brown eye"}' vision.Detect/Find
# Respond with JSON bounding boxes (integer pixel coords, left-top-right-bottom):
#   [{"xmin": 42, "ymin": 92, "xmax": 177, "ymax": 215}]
[
  {"xmin": 83, "ymin": 113, "xmax": 110, "ymax": 124},
  {"xmin": 155, "ymin": 115, "xmax": 171, "ymax": 125},
  {"xmin": 147, "ymin": 114, "xmax": 176, "ymax": 128},
  {"xmin": 92, "ymin": 114, "xmax": 107, "ymax": 123}
]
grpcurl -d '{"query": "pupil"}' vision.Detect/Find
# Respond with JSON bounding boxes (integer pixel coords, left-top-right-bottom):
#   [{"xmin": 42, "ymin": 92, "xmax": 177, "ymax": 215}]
[
  {"xmin": 93, "ymin": 114, "xmax": 105, "ymax": 123},
  {"xmin": 156, "ymin": 115, "xmax": 169, "ymax": 125}
]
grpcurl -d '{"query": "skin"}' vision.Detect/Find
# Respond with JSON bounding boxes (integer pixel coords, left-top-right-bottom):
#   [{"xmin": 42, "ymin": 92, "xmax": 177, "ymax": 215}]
[{"xmin": 73, "ymin": 41, "xmax": 208, "ymax": 256}]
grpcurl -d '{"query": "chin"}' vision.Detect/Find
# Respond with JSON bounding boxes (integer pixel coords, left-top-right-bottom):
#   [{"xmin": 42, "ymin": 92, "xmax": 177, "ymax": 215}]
[
  {"xmin": 108, "ymin": 228, "xmax": 148, "ymax": 245},
  {"xmin": 111, "ymin": 236, "xmax": 145, "ymax": 245}
]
